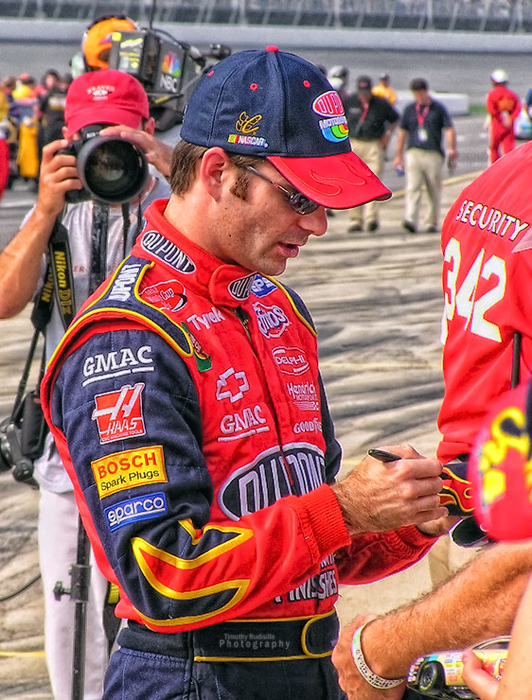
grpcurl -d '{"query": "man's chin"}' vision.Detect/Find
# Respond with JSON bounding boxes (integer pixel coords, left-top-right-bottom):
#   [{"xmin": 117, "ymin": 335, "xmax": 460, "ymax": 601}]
[{"xmin": 259, "ymin": 261, "xmax": 287, "ymax": 277}]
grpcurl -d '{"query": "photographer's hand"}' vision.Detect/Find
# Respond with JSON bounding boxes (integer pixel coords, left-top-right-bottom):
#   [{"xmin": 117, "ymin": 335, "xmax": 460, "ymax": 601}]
[
  {"xmin": 36, "ymin": 139, "xmax": 83, "ymax": 218},
  {"xmin": 100, "ymin": 125, "xmax": 174, "ymax": 179}
]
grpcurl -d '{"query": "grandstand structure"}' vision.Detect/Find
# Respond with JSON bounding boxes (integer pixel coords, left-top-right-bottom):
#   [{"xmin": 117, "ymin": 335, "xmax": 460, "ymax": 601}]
[{"xmin": 0, "ymin": 0, "xmax": 530, "ymax": 33}]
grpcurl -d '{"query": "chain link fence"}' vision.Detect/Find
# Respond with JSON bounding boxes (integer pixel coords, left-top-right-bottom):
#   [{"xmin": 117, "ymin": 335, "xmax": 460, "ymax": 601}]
[{"xmin": 0, "ymin": 0, "xmax": 531, "ymax": 32}]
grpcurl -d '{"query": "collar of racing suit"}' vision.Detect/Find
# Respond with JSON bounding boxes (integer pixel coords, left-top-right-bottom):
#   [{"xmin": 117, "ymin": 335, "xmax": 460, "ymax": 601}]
[{"xmin": 134, "ymin": 198, "xmax": 258, "ymax": 310}]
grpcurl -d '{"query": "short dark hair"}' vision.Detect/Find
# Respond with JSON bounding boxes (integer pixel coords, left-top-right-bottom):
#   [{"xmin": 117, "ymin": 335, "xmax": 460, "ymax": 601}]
[
  {"xmin": 169, "ymin": 140, "xmax": 264, "ymax": 198},
  {"xmin": 410, "ymin": 78, "xmax": 428, "ymax": 92}
]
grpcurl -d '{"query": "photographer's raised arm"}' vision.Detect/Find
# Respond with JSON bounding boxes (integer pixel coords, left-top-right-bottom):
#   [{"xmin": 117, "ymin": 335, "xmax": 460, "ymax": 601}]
[{"xmin": 0, "ymin": 139, "xmax": 82, "ymax": 319}]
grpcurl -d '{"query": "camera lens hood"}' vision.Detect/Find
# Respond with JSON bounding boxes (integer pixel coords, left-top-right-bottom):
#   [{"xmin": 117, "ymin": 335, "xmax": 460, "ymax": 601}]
[{"xmin": 76, "ymin": 135, "xmax": 149, "ymax": 205}]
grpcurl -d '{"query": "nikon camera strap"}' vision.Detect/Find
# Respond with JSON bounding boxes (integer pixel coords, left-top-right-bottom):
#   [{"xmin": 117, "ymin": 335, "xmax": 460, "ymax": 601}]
[
  {"xmin": 89, "ymin": 202, "xmax": 109, "ymax": 296},
  {"xmin": 32, "ymin": 216, "xmax": 76, "ymax": 333},
  {"xmin": 33, "ymin": 203, "xmax": 129, "ymax": 332}
]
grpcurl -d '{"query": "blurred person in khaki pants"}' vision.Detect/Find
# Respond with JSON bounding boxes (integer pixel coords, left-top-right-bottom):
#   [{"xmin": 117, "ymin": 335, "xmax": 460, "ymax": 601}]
[
  {"xmin": 344, "ymin": 75, "xmax": 399, "ymax": 233},
  {"xmin": 394, "ymin": 77, "xmax": 457, "ymax": 234}
]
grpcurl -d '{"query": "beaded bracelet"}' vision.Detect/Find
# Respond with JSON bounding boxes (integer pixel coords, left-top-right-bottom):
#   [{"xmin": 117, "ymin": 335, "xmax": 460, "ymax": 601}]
[{"xmin": 351, "ymin": 623, "xmax": 404, "ymax": 690}]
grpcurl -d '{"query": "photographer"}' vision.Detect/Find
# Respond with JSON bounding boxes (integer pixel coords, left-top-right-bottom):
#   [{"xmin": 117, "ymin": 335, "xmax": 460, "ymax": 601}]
[{"xmin": 0, "ymin": 69, "xmax": 171, "ymax": 700}]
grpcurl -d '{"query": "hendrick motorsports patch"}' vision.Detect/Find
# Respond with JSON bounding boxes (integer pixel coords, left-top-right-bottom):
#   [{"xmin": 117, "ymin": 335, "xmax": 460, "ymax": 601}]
[{"xmin": 91, "ymin": 445, "xmax": 167, "ymax": 498}]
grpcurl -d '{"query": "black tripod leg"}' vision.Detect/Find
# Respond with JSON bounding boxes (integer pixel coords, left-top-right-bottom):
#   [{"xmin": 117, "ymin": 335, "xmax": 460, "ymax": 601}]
[{"xmin": 70, "ymin": 515, "xmax": 92, "ymax": 700}]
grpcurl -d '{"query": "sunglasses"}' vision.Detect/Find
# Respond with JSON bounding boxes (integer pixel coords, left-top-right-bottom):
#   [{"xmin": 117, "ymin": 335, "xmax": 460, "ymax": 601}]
[{"xmin": 245, "ymin": 165, "xmax": 320, "ymax": 215}]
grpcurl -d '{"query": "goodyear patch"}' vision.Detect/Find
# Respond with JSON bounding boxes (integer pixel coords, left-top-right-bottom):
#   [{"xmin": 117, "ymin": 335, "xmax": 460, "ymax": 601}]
[{"xmin": 92, "ymin": 445, "xmax": 167, "ymax": 498}]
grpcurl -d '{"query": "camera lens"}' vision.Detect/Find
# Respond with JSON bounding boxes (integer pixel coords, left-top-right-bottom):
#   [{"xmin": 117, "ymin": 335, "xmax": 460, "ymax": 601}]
[
  {"xmin": 76, "ymin": 136, "xmax": 149, "ymax": 205},
  {"xmin": 0, "ymin": 417, "xmax": 13, "ymax": 472}
]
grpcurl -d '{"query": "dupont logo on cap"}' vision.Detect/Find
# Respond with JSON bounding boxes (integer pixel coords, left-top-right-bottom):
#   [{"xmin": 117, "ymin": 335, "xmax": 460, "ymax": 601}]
[
  {"xmin": 312, "ymin": 91, "xmax": 349, "ymax": 143},
  {"xmin": 180, "ymin": 47, "xmax": 391, "ymax": 210}
]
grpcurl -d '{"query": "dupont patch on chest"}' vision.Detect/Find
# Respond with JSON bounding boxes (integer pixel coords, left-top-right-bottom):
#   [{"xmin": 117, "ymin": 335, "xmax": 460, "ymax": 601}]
[{"xmin": 91, "ymin": 445, "xmax": 167, "ymax": 498}]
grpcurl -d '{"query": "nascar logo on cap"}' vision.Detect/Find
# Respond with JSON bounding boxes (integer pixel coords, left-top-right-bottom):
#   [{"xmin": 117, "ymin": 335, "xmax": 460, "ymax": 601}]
[
  {"xmin": 228, "ymin": 111, "xmax": 268, "ymax": 148},
  {"xmin": 313, "ymin": 90, "xmax": 349, "ymax": 143}
]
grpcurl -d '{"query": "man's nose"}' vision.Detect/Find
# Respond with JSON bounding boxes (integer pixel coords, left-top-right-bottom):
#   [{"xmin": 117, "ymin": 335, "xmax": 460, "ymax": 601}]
[{"xmin": 302, "ymin": 206, "xmax": 328, "ymax": 237}]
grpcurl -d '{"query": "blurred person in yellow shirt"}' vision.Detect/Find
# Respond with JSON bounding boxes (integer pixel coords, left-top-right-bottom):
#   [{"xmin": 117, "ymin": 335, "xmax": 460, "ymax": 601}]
[{"xmin": 372, "ymin": 72, "xmax": 397, "ymax": 105}]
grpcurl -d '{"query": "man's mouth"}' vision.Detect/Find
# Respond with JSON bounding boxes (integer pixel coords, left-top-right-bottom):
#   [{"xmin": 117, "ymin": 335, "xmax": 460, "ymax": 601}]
[{"xmin": 279, "ymin": 242, "xmax": 301, "ymax": 258}]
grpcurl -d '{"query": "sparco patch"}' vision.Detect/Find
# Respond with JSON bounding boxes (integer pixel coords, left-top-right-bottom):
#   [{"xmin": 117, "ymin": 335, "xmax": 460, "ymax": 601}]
[
  {"xmin": 104, "ymin": 492, "xmax": 168, "ymax": 531},
  {"xmin": 92, "ymin": 445, "xmax": 167, "ymax": 498},
  {"xmin": 141, "ymin": 231, "xmax": 196, "ymax": 273}
]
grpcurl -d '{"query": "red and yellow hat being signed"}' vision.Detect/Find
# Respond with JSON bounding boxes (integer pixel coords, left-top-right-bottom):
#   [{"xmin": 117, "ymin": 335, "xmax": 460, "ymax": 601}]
[{"xmin": 469, "ymin": 381, "xmax": 532, "ymax": 541}]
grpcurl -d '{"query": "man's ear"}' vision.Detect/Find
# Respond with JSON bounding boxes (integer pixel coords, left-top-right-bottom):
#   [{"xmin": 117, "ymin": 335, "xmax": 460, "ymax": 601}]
[{"xmin": 199, "ymin": 147, "xmax": 234, "ymax": 200}]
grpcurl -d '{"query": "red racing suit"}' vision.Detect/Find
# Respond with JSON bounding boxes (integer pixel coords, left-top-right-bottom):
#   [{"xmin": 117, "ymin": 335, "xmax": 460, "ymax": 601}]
[
  {"xmin": 438, "ymin": 140, "xmax": 532, "ymax": 469},
  {"xmin": 42, "ymin": 199, "xmax": 436, "ymax": 635},
  {"xmin": 486, "ymin": 84, "xmax": 521, "ymax": 163}
]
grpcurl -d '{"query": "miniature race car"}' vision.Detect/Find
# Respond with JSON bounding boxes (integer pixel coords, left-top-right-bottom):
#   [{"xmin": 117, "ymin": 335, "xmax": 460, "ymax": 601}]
[{"xmin": 406, "ymin": 636, "xmax": 510, "ymax": 699}]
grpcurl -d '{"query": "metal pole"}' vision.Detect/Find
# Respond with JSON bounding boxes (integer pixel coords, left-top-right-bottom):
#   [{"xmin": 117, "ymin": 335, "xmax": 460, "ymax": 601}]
[{"xmin": 71, "ymin": 519, "xmax": 92, "ymax": 700}]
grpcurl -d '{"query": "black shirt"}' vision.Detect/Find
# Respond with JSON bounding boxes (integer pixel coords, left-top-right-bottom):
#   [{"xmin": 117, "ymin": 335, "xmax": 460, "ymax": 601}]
[
  {"xmin": 400, "ymin": 99, "xmax": 453, "ymax": 155},
  {"xmin": 343, "ymin": 93, "xmax": 399, "ymax": 141}
]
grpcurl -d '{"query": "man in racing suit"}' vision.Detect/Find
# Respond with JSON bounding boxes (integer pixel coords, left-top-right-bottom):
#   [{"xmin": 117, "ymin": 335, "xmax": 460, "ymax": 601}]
[
  {"xmin": 486, "ymin": 69, "xmax": 521, "ymax": 164},
  {"xmin": 41, "ymin": 48, "xmax": 448, "ymax": 700},
  {"xmin": 0, "ymin": 69, "xmax": 171, "ymax": 700}
]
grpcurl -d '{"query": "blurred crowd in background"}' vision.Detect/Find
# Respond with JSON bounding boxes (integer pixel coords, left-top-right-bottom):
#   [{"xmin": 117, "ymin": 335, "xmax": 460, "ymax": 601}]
[{"xmin": 0, "ymin": 68, "xmax": 73, "ymax": 199}]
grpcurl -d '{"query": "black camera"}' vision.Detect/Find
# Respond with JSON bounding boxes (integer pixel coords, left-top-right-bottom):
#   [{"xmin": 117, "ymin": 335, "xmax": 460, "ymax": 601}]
[
  {"xmin": 0, "ymin": 392, "xmax": 45, "ymax": 488},
  {"xmin": 59, "ymin": 124, "xmax": 149, "ymax": 205},
  {"xmin": 107, "ymin": 27, "xmax": 231, "ymax": 132}
]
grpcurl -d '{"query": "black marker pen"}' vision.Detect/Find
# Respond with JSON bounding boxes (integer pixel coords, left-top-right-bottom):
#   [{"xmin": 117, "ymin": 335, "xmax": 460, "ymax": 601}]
[
  {"xmin": 367, "ymin": 447, "xmax": 453, "ymax": 479},
  {"xmin": 367, "ymin": 448, "xmax": 402, "ymax": 463}
]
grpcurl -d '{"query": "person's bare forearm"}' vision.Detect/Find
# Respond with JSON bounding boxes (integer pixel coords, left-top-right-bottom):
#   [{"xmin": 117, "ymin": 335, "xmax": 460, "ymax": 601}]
[
  {"xmin": 363, "ymin": 540, "xmax": 532, "ymax": 679},
  {"xmin": 0, "ymin": 139, "xmax": 81, "ymax": 319},
  {"xmin": 0, "ymin": 207, "xmax": 56, "ymax": 318}
]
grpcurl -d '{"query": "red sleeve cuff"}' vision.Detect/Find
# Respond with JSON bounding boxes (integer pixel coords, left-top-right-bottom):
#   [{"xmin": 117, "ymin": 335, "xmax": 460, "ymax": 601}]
[
  {"xmin": 388, "ymin": 524, "xmax": 439, "ymax": 552},
  {"xmin": 295, "ymin": 484, "xmax": 351, "ymax": 562}
]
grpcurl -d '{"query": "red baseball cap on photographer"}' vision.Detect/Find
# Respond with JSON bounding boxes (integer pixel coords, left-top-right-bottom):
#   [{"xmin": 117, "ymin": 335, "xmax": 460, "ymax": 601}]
[{"xmin": 64, "ymin": 69, "xmax": 149, "ymax": 137}]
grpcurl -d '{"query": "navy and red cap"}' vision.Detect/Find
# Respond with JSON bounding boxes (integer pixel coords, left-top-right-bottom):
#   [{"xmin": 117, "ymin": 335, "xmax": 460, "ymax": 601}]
[{"xmin": 180, "ymin": 46, "xmax": 392, "ymax": 210}]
